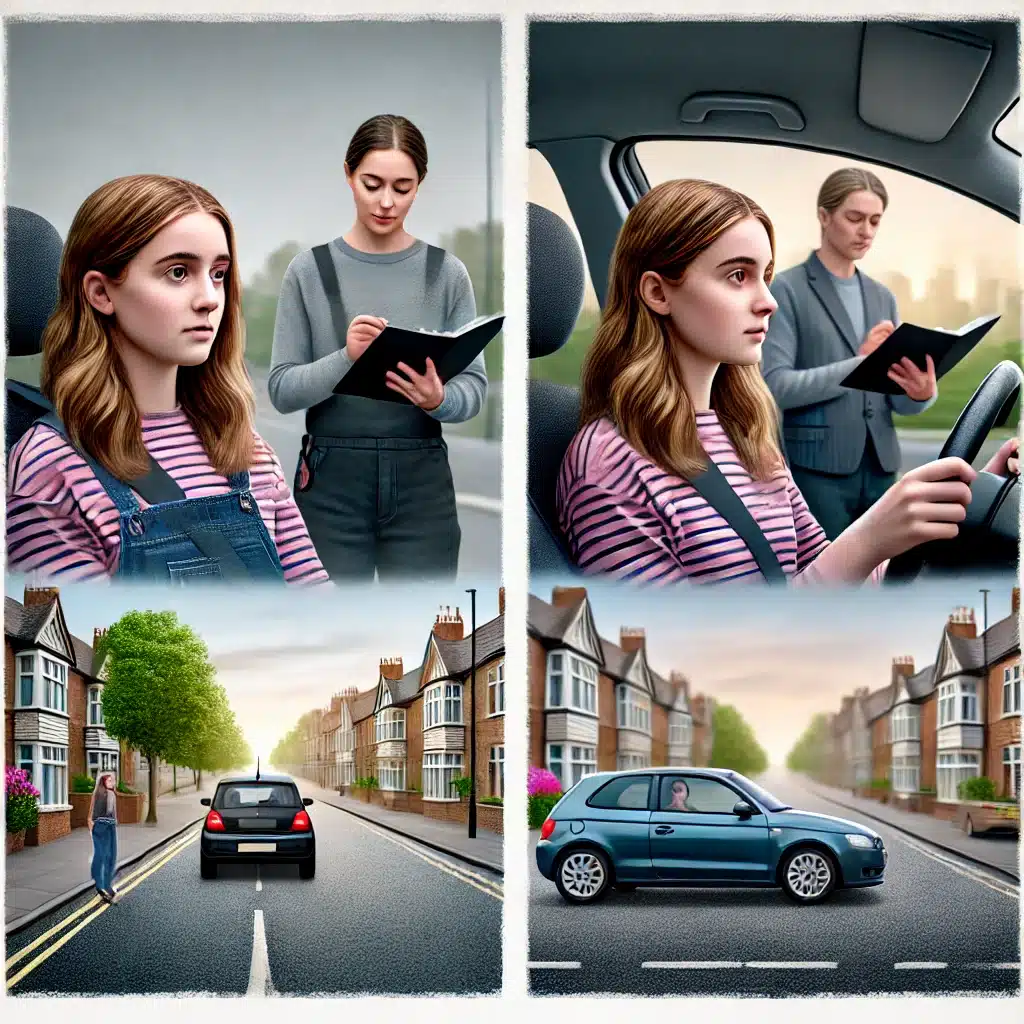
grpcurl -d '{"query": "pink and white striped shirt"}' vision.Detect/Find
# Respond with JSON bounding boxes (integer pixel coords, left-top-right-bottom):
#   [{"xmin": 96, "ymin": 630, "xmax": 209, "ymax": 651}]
[
  {"xmin": 6, "ymin": 410, "xmax": 329, "ymax": 585},
  {"xmin": 558, "ymin": 412, "xmax": 884, "ymax": 585}
]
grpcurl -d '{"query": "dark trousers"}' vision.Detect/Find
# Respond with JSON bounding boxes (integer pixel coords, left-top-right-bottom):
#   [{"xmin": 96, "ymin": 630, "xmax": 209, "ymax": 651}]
[
  {"xmin": 790, "ymin": 440, "xmax": 897, "ymax": 541},
  {"xmin": 296, "ymin": 437, "xmax": 461, "ymax": 582}
]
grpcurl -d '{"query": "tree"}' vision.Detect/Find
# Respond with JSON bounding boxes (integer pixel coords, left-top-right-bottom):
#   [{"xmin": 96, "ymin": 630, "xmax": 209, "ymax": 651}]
[
  {"xmin": 100, "ymin": 611, "xmax": 218, "ymax": 824},
  {"xmin": 242, "ymin": 242, "xmax": 303, "ymax": 368},
  {"xmin": 180, "ymin": 683, "xmax": 252, "ymax": 789},
  {"xmin": 786, "ymin": 713, "xmax": 833, "ymax": 779},
  {"xmin": 270, "ymin": 719, "xmax": 308, "ymax": 773},
  {"xmin": 709, "ymin": 703, "xmax": 769, "ymax": 778}
]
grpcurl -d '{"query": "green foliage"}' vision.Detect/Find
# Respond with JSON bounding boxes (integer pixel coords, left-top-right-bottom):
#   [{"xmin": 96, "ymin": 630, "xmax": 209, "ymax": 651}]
[
  {"xmin": 528, "ymin": 793, "xmax": 561, "ymax": 830},
  {"xmin": 241, "ymin": 242, "xmax": 303, "ymax": 368},
  {"xmin": 479, "ymin": 796, "xmax": 503, "ymax": 806},
  {"xmin": 709, "ymin": 704, "xmax": 769, "ymax": 777},
  {"xmin": 450, "ymin": 774, "xmax": 473, "ymax": 799},
  {"xmin": 6, "ymin": 795, "xmax": 38, "ymax": 833},
  {"xmin": 871, "ymin": 778, "xmax": 891, "ymax": 790},
  {"xmin": 71, "ymin": 774, "xmax": 96, "ymax": 794},
  {"xmin": 116, "ymin": 780, "xmax": 136, "ymax": 795},
  {"xmin": 917, "ymin": 786, "xmax": 937, "ymax": 795},
  {"xmin": 353, "ymin": 776, "xmax": 379, "ymax": 790},
  {"xmin": 786, "ymin": 713, "xmax": 833, "ymax": 777},
  {"xmin": 959, "ymin": 775, "xmax": 997, "ymax": 801},
  {"xmin": 270, "ymin": 720, "xmax": 307, "ymax": 770}
]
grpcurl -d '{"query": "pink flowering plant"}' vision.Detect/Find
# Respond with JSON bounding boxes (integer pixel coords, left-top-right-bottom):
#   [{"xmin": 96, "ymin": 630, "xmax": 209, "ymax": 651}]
[
  {"xmin": 528, "ymin": 766, "xmax": 563, "ymax": 829},
  {"xmin": 5, "ymin": 766, "xmax": 40, "ymax": 834}
]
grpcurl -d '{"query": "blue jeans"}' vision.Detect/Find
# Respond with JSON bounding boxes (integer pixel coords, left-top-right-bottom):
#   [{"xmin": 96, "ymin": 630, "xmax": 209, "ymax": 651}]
[{"xmin": 91, "ymin": 819, "xmax": 117, "ymax": 894}]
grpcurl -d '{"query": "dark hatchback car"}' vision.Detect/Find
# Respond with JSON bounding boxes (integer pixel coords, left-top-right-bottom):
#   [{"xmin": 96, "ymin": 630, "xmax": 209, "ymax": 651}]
[
  {"xmin": 536, "ymin": 769, "xmax": 886, "ymax": 905},
  {"xmin": 200, "ymin": 773, "xmax": 315, "ymax": 879}
]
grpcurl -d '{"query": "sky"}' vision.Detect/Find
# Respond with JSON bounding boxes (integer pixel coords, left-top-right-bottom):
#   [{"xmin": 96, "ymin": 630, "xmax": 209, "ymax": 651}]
[
  {"xmin": 530, "ymin": 140, "xmax": 1020, "ymax": 312},
  {"xmin": 6, "ymin": 19, "xmax": 502, "ymax": 282},
  {"xmin": 6, "ymin": 575, "xmax": 503, "ymax": 763},
  {"xmin": 530, "ymin": 574, "xmax": 1019, "ymax": 766}
]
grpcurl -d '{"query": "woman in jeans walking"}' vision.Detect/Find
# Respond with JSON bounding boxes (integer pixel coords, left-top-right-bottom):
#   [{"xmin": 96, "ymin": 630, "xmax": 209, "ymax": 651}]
[{"xmin": 88, "ymin": 772, "xmax": 120, "ymax": 904}]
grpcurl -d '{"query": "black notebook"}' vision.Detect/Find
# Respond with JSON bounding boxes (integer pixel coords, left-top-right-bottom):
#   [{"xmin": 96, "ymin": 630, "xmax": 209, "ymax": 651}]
[
  {"xmin": 333, "ymin": 313, "xmax": 504, "ymax": 404},
  {"xmin": 841, "ymin": 314, "xmax": 1000, "ymax": 395}
]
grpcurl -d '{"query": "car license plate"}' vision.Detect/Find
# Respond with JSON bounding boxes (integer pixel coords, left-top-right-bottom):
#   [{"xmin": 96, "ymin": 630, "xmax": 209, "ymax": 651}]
[
  {"xmin": 240, "ymin": 819, "xmax": 265, "ymax": 829},
  {"xmin": 237, "ymin": 842, "xmax": 276, "ymax": 853}
]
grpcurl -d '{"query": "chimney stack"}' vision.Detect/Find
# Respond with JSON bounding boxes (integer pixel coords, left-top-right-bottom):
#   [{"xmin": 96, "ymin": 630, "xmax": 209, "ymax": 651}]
[
  {"xmin": 1013, "ymin": 587, "xmax": 1020, "ymax": 617},
  {"xmin": 946, "ymin": 606, "xmax": 977, "ymax": 640},
  {"xmin": 432, "ymin": 605, "xmax": 465, "ymax": 642},
  {"xmin": 891, "ymin": 655, "xmax": 915, "ymax": 684},
  {"xmin": 619, "ymin": 627, "xmax": 646, "ymax": 654},
  {"xmin": 552, "ymin": 586, "xmax": 588, "ymax": 609},
  {"xmin": 93, "ymin": 627, "xmax": 109, "ymax": 650},
  {"xmin": 24, "ymin": 586, "xmax": 60, "ymax": 608},
  {"xmin": 380, "ymin": 657, "xmax": 404, "ymax": 681},
  {"xmin": 498, "ymin": 587, "xmax": 505, "ymax": 616}
]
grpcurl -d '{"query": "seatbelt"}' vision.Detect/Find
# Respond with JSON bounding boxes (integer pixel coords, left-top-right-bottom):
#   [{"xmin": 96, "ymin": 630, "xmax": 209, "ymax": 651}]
[{"xmin": 686, "ymin": 452, "xmax": 787, "ymax": 583}]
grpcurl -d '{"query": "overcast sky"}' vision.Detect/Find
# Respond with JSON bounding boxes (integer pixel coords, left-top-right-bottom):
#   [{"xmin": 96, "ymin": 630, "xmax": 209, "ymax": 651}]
[
  {"xmin": 6, "ymin": 19, "xmax": 502, "ymax": 281},
  {"xmin": 6, "ymin": 575, "xmax": 503, "ymax": 762},
  {"xmin": 531, "ymin": 574, "xmax": 1018, "ymax": 765}
]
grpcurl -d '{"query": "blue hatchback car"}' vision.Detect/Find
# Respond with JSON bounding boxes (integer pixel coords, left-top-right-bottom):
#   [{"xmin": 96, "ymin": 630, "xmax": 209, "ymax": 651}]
[{"xmin": 536, "ymin": 768, "xmax": 887, "ymax": 905}]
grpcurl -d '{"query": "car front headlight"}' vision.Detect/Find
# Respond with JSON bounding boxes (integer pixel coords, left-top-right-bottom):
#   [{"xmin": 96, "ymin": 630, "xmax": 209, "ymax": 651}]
[{"xmin": 845, "ymin": 833, "xmax": 874, "ymax": 849}]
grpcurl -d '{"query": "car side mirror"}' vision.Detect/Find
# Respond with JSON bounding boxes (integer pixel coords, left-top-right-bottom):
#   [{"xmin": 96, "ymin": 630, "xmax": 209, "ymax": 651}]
[
  {"xmin": 200, "ymin": 798, "xmax": 211, "ymax": 806},
  {"xmin": 733, "ymin": 800, "xmax": 756, "ymax": 819},
  {"xmin": 303, "ymin": 797, "xmax": 314, "ymax": 806}
]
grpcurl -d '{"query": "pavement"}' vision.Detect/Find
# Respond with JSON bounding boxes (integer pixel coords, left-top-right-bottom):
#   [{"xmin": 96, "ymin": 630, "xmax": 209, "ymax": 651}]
[
  {"xmin": 5, "ymin": 778, "xmax": 218, "ymax": 933},
  {"xmin": 5, "ymin": 774, "xmax": 502, "ymax": 995},
  {"xmin": 806, "ymin": 779, "xmax": 1020, "ymax": 880},
  {"xmin": 528, "ymin": 768, "xmax": 1019, "ymax": 996}
]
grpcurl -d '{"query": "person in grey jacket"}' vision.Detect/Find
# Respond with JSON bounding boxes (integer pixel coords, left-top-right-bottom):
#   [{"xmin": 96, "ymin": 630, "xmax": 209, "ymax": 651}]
[
  {"xmin": 762, "ymin": 167, "xmax": 937, "ymax": 539},
  {"xmin": 87, "ymin": 771, "xmax": 119, "ymax": 904},
  {"xmin": 268, "ymin": 114, "xmax": 488, "ymax": 580}
]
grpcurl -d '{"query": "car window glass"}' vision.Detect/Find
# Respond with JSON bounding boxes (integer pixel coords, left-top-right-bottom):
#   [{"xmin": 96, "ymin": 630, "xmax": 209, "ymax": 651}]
[
  {"xmin": 588, "ymin": 775, "xmax": 652, "ymax": 810},
  {"xmin": 660, "ymin": 775, "xmax": 742, "ymax": 814},
  {"xmin": 215, "ymin": 784, "xmax": 299, "ymax": 809}
]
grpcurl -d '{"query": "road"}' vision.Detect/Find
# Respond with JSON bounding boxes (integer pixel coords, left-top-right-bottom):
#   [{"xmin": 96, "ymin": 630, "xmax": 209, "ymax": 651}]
[
  {"xmin": 6, "ymin": 784, "xmax": 503, "ymax": 996},
  {"xmin": 528, "ymin": 768, "xmax": 1019, "ymax": 997},
  {"xmin": 899, "ymin": 431, "xmax": 1008, "ymax": 475},
  {"xmin": 249, "ymin": 366, "xmax": 502, "ymax": 578}
]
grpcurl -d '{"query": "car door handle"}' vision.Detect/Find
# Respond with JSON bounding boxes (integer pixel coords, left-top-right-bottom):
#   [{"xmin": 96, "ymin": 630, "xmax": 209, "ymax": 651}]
[{"xmin": 654, "ymin": 825, "xmax": 674, "ymax": 835}]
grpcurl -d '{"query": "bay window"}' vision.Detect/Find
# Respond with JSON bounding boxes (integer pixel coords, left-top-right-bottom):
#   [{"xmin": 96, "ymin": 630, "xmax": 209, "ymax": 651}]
[
  {"xmin": 937, "ymin": 751, "xmax": 981, "ymax": 802},
  {"xmin": 616, "ymin": 685, "xmax": 651, "ymax": 733},
  {"xmin": 546, "ymin": 652, "xmax": 598, "ymax": 714},
  {"xmin": 669, "ymin": 712, "xmax": 692, "ymax": 748},
  {"xmin": 14, "ymin": 652, "xmax": 69, "ymax": 713},
  {"xmin": 377, "ymin": 759, "xmax": 406, "ymax": 792},
  {"xmin": 891, "ymin": 754, "xmax": 920, "ymax": 794},
  {"xmin": 18, "ymin": 655, "xmax": 34, "ymax": 707},
  {"xmin": 375, "ymin": 708, "xmax": 406, "ymax": 742},
  {"xmin": 87, "ymin": 750, "xmax": 119, "ymax": 779},
  {"xmin": 547, "ymin": 743, "xmax": 597, "ymax": 790},
  {"xmin": 423, "ymin": 682, "xmax": 463, "ymax": 728},
  {"xmin": 1003, "ymin": 745, "xmax": 1021, "ymax": 798},
  {"xmin": 616, "ymin": 752, "xmax": 650, "ymax": 771},
  {"xmin": 423, "ymin": 752, "xmax": 463, "ymax": 800},
  {"xmin": 890, "ymin": 703, "xmax": 920, "ymax": 742},
  {"xmin": 88, "ymin": 686, "xmax": 104, "ymax": 726},
  {"xmin": 938, "ymin": 679, "xmax": 980, "ymax": 727}
]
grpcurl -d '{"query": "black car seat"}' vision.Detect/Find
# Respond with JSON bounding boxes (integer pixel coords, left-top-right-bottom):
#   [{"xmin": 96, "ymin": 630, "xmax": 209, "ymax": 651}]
[
  {"xmin": 527, "ymin": 203, "xmax": 589, "ymax": 576},
  {"xmin": 6, "ymin": 206, "xmax": 63, "ymax": 458}
]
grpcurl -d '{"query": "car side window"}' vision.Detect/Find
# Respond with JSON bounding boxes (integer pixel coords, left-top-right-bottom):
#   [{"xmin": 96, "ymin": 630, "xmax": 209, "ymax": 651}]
[
  {"xmin": 588, "ymin": 775, "xmax": 652, "ymax": 810},
  {"xmin": 659, "ymin": 775, "xmax": 743, "ymax": 814}
]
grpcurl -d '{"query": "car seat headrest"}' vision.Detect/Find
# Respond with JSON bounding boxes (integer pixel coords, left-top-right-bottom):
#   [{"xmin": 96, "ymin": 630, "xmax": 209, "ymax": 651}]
[
  {"xmin": 528, "ymin": 201, "xmax": 587, "ymax": 358},
  {"xmin": 7, "ymin": 206, "xmax": 63, "ymax": 357}
]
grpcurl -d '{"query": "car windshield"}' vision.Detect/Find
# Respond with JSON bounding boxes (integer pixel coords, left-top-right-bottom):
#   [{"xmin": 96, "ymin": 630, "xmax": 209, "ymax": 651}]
[
  {"xmin": 729, "ymin": 774, "xmax": 791, "ymax": 812},
  {"xmin": 214, "ymin": 783, "xmax": 300, "ymax": 809}
]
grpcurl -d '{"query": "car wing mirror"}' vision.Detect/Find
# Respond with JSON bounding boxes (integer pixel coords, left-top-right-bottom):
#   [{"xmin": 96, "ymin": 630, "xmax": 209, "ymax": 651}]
[
  {"xmin": 200, "ymin": 797, "xmax": 211, "ymax": 806},
  {"xmin": 733, "ymin": 800, "xmax": 756, "ymax": 818},
  {"xmin": 303, "ymin": 797, "xmax": 314, "ymax": 806}
]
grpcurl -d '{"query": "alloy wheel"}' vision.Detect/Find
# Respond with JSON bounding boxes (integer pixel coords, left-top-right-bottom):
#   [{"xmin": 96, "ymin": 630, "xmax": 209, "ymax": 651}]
[
  {"xmin": 560, "ymin": 851, "xmax": 607, "ymax": 900},
  {"xmin": 785, "ymin": 851, "xmax": 832, "ymax": 900}
]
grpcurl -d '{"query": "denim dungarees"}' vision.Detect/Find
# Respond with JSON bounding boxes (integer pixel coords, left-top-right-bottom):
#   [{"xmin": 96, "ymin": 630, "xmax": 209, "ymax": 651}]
[{"xmin": 37, "ymin": 414, "xmax": 285, "ymax": 584}]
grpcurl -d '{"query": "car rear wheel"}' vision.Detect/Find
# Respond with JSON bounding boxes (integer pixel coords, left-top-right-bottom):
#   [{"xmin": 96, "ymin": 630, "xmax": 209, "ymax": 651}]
[
  {"xmin": 781, "ymin": 848, "xmax": 836, "ymax": 904},
  {"xmin": 555, "ymin": 848, "xmax": 611, "ymax": 904},
  {"xmin": 200, "ymin": 853, "xmax": 217, "ymax": 880},
  {"xmin": 299, "ymin": 852, "xmax": 315, "ymax": 880}
]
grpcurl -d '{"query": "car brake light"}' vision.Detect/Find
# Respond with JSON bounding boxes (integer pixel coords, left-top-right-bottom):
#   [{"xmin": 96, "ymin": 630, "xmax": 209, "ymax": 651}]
[
  {"xmin": 206, "ymin": 810, "xmax": 225, "ymax": 832},
  {"xmin": 291, "ymin": 810, "xmax": 311, "ymax": 832},
  {"xmin": 540, "ymin": 818, "xmax": 556, "ymax": 840}
]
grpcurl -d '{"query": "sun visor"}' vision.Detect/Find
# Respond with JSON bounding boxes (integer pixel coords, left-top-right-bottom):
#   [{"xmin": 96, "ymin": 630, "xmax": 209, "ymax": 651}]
[{"xmin": 857, "ymin": 23, "xmax": 992, "ymax": 143}]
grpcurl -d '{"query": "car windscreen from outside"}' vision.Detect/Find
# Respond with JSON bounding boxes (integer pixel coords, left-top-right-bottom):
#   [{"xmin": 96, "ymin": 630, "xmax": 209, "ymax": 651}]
[{"xmin": 214, "ymin": 784, "xmax": 301, "ymax": 810}]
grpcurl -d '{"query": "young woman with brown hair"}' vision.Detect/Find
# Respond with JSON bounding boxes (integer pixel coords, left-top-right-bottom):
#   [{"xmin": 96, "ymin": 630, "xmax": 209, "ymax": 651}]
[
  {"xmin": 558, "ymin": 178, "xmax": 1015, "ymax": 585},
  {"xmin": 5, "ymin": 174, "xmax": 328, "ymax": 584}
]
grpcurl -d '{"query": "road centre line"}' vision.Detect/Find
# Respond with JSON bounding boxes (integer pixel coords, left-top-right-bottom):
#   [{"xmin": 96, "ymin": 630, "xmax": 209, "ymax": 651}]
[
  {"xmin": 894, "ymin": 963, "xmax": 948, "ymax": 970},
  {"xmin": 6, "ymin": 832, "xmax": 198, "ymax": 990},
  {"xmin": 245, "ymin": 909, "xmax": 276, "ymax": 998},
  {"xmin": 256, "ymin": 865, "xmax": 262, "ymax": 892},
  {"xmin": 5, "ymin": 826, "xmax": 202, "ymax": 973},
  {"xmin": 528, "ymin": 962, "xmax": 582, "ymax": 969},
  {"xmin": 641, "ymin": 962, "xmax": 837, "ymax": 970},
  {"xmin": 745, "ymin": 962, "xmax": 839, "ymax": 969},
  {"xmin": 882, "ymin": 830, "xmax": 1019, "ymax": 899}
]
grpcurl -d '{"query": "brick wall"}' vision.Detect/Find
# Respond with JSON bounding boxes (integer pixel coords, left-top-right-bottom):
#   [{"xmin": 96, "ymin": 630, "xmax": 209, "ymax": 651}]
[
  {"xmin": 406, "ymin": 699, "xmax": 424, "ymax": 791},
  {"xmin": 423, "ymin": 799, "xmax": 467, "ymax": 826},
  {"xmin": 68, "ymin": 668, "xmax": 87, "ymax": 779},
  {"xmin": 26, "ymin": 809, "xmax": 71, "ymax": 846},
  {"xmin": 871, "ymin": 716, "xmax": 890, "ymax": 783},
  {"xmin": 597, "ymin": 671, "xmax": 617, "ymax": 770},
  {"xmin": 987, "ymin": 657, "xmax": 1021, "ymax": 795},
  {"xmin": 651, "ymin": 703, "xmax": 668, "ymax": 766},
  {"xmin": 919, "ymin": 696, "xmax": 937, "ymax": 792},
  {"xmin": 5, "ymin": 641, "xmax": 15, "ymax": 769},
  {"xmin": 528, "ymin": 637, "xmax": 547, "ymax": 769}
]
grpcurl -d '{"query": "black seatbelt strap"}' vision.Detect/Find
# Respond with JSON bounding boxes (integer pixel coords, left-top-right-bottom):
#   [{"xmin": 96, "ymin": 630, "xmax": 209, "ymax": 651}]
[
  {"xmin": 425, "ymin": 244, "xmax": 445, "ymax": 294},
  {"xmin": 686, "ymin": 452, "xmax": 787, "ymax": 583},
  {"xmin": 312, "ymin": 244, "xmax": 349, "ymax": 349}
]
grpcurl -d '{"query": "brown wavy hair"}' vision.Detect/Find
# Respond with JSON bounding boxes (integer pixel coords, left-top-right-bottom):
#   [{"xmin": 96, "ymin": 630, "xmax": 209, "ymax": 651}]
[
  {"xmin": 579, "ymin": 178, "xmax": 785, "ymax": 482},
  {"xmin": 40, "ymin": 174, "xmax": 255, "ymax": 480}
]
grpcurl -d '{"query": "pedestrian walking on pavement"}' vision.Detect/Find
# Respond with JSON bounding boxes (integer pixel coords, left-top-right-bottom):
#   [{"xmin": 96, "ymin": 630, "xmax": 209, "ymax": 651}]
[{"xmin": 88, "ymin": 772, "xmax": 120, "ymax": 904}]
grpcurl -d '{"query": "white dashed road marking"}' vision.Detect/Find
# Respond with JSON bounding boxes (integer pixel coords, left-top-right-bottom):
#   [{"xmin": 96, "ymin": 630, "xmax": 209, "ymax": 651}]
[
  {"xmin": 246, "ymin": 909, "xmax": 276, "ymax": 997},
  {"xmin": 528, "ymin": 962, "xmax": 582, "ymax": 969}
]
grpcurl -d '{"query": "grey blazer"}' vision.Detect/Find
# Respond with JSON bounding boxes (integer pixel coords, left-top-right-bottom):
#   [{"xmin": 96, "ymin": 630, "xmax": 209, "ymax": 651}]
[{"xmin": 762, "ymin": 251, "xmax": 934, "ymax": 476}]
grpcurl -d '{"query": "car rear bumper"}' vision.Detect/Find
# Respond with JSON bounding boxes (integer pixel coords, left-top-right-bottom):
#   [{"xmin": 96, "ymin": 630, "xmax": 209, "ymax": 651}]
[
  {"xmin": 535, "ymin": 839, "xmax": 558, "ymax": 880},
  {"xmin": 201, "ymin": 830, "xmax": 314, "ymax": 861}
]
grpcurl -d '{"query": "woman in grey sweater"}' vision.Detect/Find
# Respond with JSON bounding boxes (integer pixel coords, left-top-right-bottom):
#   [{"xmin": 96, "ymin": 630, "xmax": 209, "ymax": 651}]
[
  {"xmin": 268, "ymin": 114, "xmax": 489, "ymax": 581},
  {"xmin": 87, "ymin": 772, "xmax": 119, "ymax": 904}
]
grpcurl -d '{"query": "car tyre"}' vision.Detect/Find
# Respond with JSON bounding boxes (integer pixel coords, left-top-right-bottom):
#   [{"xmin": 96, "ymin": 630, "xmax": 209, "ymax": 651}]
[
  {"xmin": 614, "ymin": 883, "xmax": 638, "ymax": 892},
  {"xmin": 299, "ymin": 852, "xmax": 316, "ymax": 880},
  {"xmin": 200, "ymin": 853, "xmax": 217, "ymax": 880},
  {"xmin": 780, "ymin": 847, "xmax": 837, "ymax": 905},
  {"xmin": 554, "ymin": 847, "xmax": 611, "ymax": 905}
]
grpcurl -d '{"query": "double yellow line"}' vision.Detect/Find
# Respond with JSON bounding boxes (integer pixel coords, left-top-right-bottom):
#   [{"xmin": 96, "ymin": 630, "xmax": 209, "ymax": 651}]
[
  {"xmin": 6, "ymin": 823, "xmax": 201, "ymax": 990},
  {"xmin": 350, "ymin": 816, "xmax": 503, "ymax": 900}
]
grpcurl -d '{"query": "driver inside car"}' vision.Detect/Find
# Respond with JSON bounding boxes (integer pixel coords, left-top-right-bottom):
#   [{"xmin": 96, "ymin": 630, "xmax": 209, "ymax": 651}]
[{"xmin": 557, "ymin": 178, "xmax": 1020, "ymax": 586}]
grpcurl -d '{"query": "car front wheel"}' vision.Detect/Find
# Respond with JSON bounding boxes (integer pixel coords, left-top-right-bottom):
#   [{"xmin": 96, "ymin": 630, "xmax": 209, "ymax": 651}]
[
  {"xmin": 780, "ymin": 848, "xmax": 837, "ymax": 904},
  {"xmin": 554, "ymin": 848, "xmax": 611, "ymax": 904}
]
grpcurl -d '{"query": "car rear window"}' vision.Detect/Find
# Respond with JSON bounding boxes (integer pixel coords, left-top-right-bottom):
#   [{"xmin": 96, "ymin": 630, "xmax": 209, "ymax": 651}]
[
  {"xmin": 587, "ymin": 775, "xmax": 652, "ymax": 810},
  {"xmin": 214, "ymin": 783, "xmax": 300, "ymax": 809}
]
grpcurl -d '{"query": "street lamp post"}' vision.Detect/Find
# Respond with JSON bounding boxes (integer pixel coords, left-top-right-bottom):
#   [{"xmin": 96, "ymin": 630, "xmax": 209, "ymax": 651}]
[{"xmin": 467, "ymin": 587, "xmax": 478, "ymax": 839}]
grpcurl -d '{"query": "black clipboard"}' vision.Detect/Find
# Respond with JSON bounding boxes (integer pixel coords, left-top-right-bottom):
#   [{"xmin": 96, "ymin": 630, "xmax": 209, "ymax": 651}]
[
  {"xmin": 332, "ymin": 314, "xmax": 503, "ymax": 405},
  {"xmin": 841, "ymin": 314, "xmax": 1000, "ymax": 395}
]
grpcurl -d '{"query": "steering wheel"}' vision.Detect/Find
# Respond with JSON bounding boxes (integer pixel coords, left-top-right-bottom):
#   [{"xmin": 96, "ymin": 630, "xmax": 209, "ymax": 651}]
[{"xmin": 885, "ymin": 360, "xmax": 1022, "ymax": 583}]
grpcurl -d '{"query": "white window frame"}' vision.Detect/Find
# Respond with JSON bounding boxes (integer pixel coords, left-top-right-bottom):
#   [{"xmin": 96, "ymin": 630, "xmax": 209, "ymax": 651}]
[
  {"xmin": 422, "ymin": 752, "xmax": 464, "ymax": 801},
  {"xmin": 377, "ymin": 758, "xmax": 405, "ymax": 792},
  {"xmin": 31, "ymin": 743, "xmax": 69, "ymax": 809},
  {"xmin": 487, "ymin": 661, "xmax": 506, "ymax": 716},
  {"xmin": 546, "ymin": 650, "xmax": 598, "ymax": 715},
  {"xmin": 423, "ymin": 682, "xmax": 464, "ymax": 729},
  {"xmin": 88, "ymin": 685, "xmax": 104, "ymax": 727},
  {"xmin": 14, "ymin": 651, "xmax": 70, "ymax": 716},
  {"xmin": 489, "ymin": 745, "xmax": 505, "ymax": 798},
  {"xmin": 375, "ymin": 708, "xmax": 406, "ymax": 743},
  {"xmin": 938, "ymin": 679, "xmax": 981, "ymax": 727},
  {"xmin": 937, "ymin": 750, "xmax": 982, "ymax": 802},
  {"xmin": 891, "ymin": 754, "xmax": 920, "ymax": 794},
  {"xmin": 616, "ymin": 684, "xmax": 651, "ymax": 734},
  {"xmin": 546, "ymin": 742, "xmax": 597, "ymax": 791},
  {"xmin": 87, "ymin": 750, "xmax": 119, "ymax": 779},
  {"xmin": 1003, "ymin": 745, "xmax": 1021, "ymax": 798},
  {"xmin": 616, "ymin": 752, "xmax": 651, "ymax": 771},
  {"xmin": 341, "ymin": 761, "xmax": 356, "ymax": 787},
  {"xmin": 890, "ymin": 703, "xmax": 920, "ymax": 743},
  {"xmin": 1002, "ymin": 663, "xmax": 1021, "ymax": 716},
  {"xmin": 669, "ymin": 711, "xmax": 692, "ymax": 749}
]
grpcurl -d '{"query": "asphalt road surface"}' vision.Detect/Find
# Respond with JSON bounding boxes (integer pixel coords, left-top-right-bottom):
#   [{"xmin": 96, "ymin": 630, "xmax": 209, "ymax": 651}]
[
  {"xmin": 898, "ymin": 431, "xmax": 1008, "ymax": 475},
  {"xmin": 249, "ymin": 367, "xmax": 502, "ymax": 578},
  {"xmin": 528, "ymin": 769, "xmax": 1019, "ymax": 997},
  {"xmin": 6, "ymin": 789, "xmax": 503, "ymax": 996}
]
